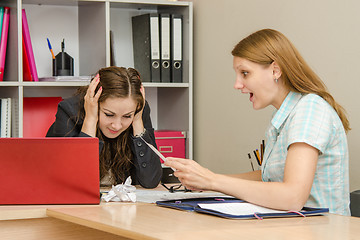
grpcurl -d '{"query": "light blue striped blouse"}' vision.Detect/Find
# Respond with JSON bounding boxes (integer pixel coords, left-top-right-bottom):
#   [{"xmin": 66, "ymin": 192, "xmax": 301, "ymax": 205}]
[{"xmin": 261, "ymin": 91, "xmax": 350, "ymax": 215}]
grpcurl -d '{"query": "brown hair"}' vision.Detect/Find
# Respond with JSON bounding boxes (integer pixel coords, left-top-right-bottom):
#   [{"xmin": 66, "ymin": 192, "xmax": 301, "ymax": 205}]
[
  {"xmin": 232, "ymin": 29, "xmax": 350, "ymax": 132},
  {"xmin": 76, "ymin": 66, "xmax": 144, "ymax": 184}
]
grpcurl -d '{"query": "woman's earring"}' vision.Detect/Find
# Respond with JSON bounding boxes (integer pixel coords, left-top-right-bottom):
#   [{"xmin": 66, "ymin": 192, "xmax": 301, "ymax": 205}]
[{"xmin": 275, "ymin": 78, "xmax": 278, "ymax": 83}]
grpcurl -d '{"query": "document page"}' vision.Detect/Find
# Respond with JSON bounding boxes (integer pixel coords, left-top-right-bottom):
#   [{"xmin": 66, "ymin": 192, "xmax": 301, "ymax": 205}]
[
  {"xmin": 197, "ymin": 202, "xmax": 287, "ymax": 216},
  {"xmin": 136, "ymin": 189, "xmax": 230, "ymax": 203}
]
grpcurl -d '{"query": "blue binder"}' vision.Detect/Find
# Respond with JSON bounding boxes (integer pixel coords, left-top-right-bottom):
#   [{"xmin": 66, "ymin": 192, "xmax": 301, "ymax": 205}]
[{"xmin": 156, "ymin": 197, "xmax": 329, "ymax": 219}]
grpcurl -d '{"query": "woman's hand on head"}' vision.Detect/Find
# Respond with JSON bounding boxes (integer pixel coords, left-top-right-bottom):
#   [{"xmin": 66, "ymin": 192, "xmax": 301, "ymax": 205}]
[
  {"xmin": 81, "ymin": 74, "xmax": 102, "ymax": 137},
  {"xmin": 165, "ymin": 157, "xmax": 217, "ymax": 191},
  {"xmin": 84, "ymin": 74, "xmax": 102, "ymax": 120}
]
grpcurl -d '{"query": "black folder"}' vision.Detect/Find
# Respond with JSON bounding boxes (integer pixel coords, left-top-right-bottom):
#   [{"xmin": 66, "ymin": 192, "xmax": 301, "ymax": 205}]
[
  {"xmin": 132, "ymin": 13, "xmax": 161, "ymax": 82},
  {"xmin": 156, "ymin": 197, "xmax": 329, "ymax": 219},
  {"xmin": 160, "ymin": 14, "xmax": 171, "ymax": 83},
  {"xmin": 171, "ymin": 14, "xmax": 183, "ymax": 83}
]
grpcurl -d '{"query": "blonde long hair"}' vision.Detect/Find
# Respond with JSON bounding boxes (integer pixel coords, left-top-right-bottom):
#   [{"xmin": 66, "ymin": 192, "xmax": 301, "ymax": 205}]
[{"xmin": 232, "ymin": 29, "xmax": 350, "ymax": 132}]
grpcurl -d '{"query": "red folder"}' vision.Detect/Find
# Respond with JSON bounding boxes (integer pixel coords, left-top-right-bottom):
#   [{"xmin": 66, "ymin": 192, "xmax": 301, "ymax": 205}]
[
  {"xmin": 23, "ymin": 97, "xmax": 62, "ymax": 137},
  {"xmin": 23, "ymin": 37, "xmax": 33, "ymax": 81},
  {"xmin": 22, "ymin": 9, "xmax": 39, "ymax": 81}
]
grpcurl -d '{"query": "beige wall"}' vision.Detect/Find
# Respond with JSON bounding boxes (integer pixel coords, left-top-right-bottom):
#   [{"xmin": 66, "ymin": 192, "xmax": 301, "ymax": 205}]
[{"xmin": 191, "ymin": 0, "xmax": 360, "ymax": 191}]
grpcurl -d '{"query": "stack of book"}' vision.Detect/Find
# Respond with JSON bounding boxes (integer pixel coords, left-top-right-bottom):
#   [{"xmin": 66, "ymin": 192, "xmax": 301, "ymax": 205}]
[{"xmin": 0, "ymin": 7, "xmax": 38, "ymax": 82}]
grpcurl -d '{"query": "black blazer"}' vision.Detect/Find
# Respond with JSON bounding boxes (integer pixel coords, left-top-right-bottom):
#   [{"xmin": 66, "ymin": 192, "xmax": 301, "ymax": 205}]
[{"xmin": 46, "ymin": 95, "xmax": 162, "ymax": 188}]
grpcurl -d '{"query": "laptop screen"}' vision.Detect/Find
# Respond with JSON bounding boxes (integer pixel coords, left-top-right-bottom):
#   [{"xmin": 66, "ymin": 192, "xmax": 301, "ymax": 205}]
[{"xmin": 0, "ymin": 137, "xmax": 100, "ymax": 205}]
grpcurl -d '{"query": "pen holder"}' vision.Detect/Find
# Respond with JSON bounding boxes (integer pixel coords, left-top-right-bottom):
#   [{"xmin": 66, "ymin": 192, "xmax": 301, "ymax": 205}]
[{"xmin": 53, "ymin": 51, "xmax": 74, "ymax": 76}]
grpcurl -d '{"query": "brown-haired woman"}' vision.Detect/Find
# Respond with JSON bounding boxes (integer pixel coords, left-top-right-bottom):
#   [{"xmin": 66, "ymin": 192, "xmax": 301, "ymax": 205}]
[
  {"xmin": 165, "ymin": 29, "xmax": 350, "ymax": 215},
  {"xmin": 47, "ymin": 66, "xmax": 162, "ymax": 188}
]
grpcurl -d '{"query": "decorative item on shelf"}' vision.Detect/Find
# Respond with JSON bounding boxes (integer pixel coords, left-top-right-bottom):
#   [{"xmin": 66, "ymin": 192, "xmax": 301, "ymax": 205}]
[{"xmin": 53, "ymin": 39, "xmax": 74, "ymax": 76}]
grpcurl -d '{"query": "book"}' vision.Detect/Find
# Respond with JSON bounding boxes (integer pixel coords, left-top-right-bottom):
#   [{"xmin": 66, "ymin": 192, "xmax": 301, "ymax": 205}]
[
  {"xmin": 156, "ymin": 197, "xmax": 329, "ymax": 219},
  {"xmin": 23, "ymin": 36, "xmax": 33, "ymax": 81},
  {"xmin": 0, "ymin": 7, "xmax": 4, "ymax": 42},
  {"xmin": 0, "ymin": 7, "xmax": 10, "ymax": 81},
  {"xmin": 0, "ymin": 98, "xmax": 11, "ymax": 137},
  {"xmin": 22, "ymin": 9, "xmax": 39, "ymax": 82}
]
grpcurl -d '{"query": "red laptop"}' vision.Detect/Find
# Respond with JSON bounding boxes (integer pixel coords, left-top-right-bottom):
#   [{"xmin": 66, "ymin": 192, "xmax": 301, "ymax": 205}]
[{"xmin": 0, "ymin": 138, "xmax": 100, "ymax": 204}]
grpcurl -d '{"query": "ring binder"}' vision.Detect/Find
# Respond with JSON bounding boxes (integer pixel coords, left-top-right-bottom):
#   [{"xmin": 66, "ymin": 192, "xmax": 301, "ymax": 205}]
[
  {"xmin": 132, "ymin": 13, "xmax": 161, "ymax": 82},
  {"xmin": 160, "ymin": 14, "xmax": 171, "ymax": 83},
  {"xmin": 171, "ymin": 14, "xmax": 183, "ymax": 83}
]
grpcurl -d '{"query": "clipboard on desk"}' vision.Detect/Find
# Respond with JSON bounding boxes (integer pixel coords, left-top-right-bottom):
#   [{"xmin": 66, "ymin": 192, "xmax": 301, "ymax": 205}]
[{"xmin": 156, "ymin": 197, "xmax": 329, "ymax": 219}]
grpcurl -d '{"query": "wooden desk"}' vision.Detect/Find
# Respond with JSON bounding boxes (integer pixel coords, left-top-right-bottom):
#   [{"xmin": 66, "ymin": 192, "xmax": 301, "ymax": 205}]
[
  {"xmin": 0, "ymin": 217, "xmax": 125, "ymax": 240},
  {"xmin": 2, "ymin": 188, "xmax": 360, "ymax": 240},
  {"xmin": 46, "ymin": 203, "xmax": 360, "ymax": 240}
]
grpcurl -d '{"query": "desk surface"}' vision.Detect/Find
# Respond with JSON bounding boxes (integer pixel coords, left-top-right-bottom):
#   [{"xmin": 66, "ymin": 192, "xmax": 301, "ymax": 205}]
[
  {"xmin": 2, "ymin": 185, "xmax": 360, "ymax": 240},
  {"xmin": 46, "ymin": 203, "xmax": 360, "ymax": 240}
]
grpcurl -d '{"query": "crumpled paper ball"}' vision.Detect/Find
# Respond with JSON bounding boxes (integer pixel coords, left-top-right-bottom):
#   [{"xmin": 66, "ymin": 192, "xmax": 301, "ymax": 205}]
[{"xmin": 101, "ymin": 176, "xmax": 136, "ymax": 202}]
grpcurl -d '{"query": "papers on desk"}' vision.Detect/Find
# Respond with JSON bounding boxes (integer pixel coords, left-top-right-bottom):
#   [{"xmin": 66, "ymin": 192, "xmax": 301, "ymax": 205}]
[
  {"xmin": 198, "ymin": 202, "xmax": 287, "ymax": 216},
  {"xmin": 100, "ymin": 177, "xmax": 230, "ymax": 204},
  {"xmin": 135, "ymin": 189, "xmax": 230, "ymax": 203}
]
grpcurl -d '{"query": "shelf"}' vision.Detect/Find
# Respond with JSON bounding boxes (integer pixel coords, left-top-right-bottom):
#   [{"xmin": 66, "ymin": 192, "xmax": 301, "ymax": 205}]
[
  {"xmin": 0, "ymin": 81, "xmax": 190, "ymax": 87},
  {"xmin": 0, "ymin": 0, "xmax": 193, "ymax": 158}
]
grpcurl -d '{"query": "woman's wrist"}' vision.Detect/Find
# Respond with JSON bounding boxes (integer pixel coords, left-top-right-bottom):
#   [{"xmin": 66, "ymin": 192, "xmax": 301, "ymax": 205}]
[
  {"xmin": 81, "ymin": 116, "xmax": 98, "ymax": 137},
  {"xmin": 132, "ymin": 118, "xmax": 144, "ymax": 137},
  {"xmin": 134, "ymin": 128, "xmax": 146, "ymax": 138}
]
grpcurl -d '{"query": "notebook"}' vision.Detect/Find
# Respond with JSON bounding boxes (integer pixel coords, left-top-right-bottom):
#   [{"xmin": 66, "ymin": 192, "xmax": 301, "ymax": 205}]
[
  {"xmin": 156, "ymin": 197, "xmax": 329, "ymax": 219},
  {"xmin": 0, "ymin": 137, "xmax": 100, "ymax": 205}
]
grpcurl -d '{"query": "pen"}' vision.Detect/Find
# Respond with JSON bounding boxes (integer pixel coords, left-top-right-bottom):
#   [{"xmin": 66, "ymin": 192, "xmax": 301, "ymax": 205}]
[
  {"xmin": 248, "ymin": 153, "xmax": 254, "ymax": 171},
  {"xmin": 253, "ymin": 150, "xmax": 261, "ymax": 166},
  {"xmin": 255, "ymin": 149, "xmax": 261, "ymax": 165},
  {"xmin": 139, "ymin": 136, "xmax": 176, "ymax": 171},
  {"xmin": 47, "ymin": 38, "xmax": 55, "ymax": 59}
]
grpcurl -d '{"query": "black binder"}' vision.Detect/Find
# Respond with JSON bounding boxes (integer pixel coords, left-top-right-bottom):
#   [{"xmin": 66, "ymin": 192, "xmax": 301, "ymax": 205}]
[
  {"xmin": 160, "ymin": 14, "xmax": 171, "ymax": 83},
  {"xmin": 132, "ymin": 13, "xmax": 161, "ymax": 82},
  {"xmin": 171, "ymin": 14, "xmax": 183, "ymax": 83},
  {"xmin": 156, "ymin": 197, "xmax": 329, "ymax": 219}
]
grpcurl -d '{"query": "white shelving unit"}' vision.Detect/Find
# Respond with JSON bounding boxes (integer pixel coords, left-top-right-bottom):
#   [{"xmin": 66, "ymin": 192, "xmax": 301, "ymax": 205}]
[{"xmin": 0, "ymin": 0, "xmax": 193, "ymax": 159}]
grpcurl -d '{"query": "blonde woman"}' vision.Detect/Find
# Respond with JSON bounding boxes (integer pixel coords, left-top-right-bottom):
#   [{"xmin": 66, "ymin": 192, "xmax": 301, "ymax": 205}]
[{"xmin": 165, "ymin": 29, "xmax": 350, "ymax": 215}]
